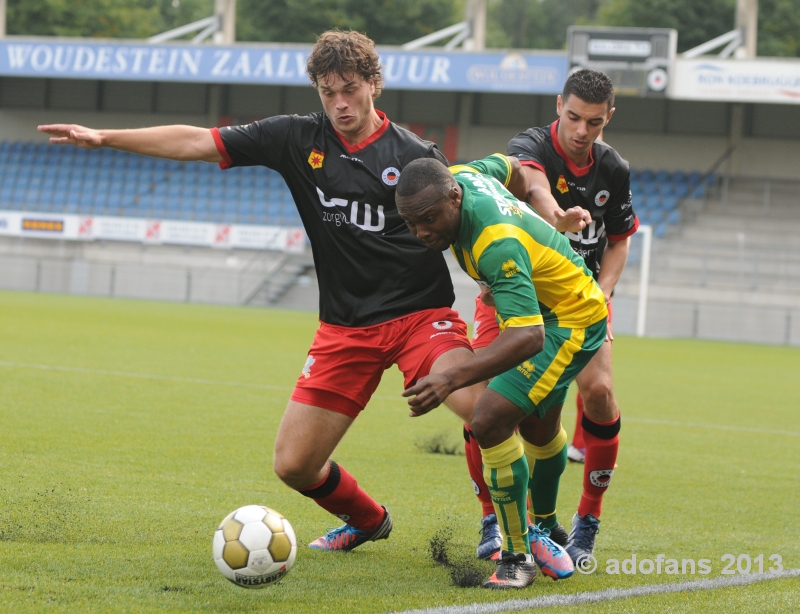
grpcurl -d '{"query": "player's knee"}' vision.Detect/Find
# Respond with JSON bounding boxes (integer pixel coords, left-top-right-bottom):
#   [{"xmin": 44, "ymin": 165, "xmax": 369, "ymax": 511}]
[
  {"xmin": 580, "ymin": 379, "xmax": 615, "ymax": 414},
  {"xmin": 470, "ymin": 411, "xmax": 511, "ymax": 450},
  {"xmin": 273, "ymin": 454, "xmax": 318, "ymax": 489}
]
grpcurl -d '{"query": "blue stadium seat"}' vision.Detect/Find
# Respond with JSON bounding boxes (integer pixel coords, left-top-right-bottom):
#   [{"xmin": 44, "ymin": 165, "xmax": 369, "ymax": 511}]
[
  {"xmin": 661, "ymin": 197, "xmax": 678, "ymax": 211},
  {"xmin": 667, "ymin": 210, "xmax": 681, "ymax": 225},
  {"xmin": 654, "ymin": 223, "xmax": 667, "ymax": 238}
]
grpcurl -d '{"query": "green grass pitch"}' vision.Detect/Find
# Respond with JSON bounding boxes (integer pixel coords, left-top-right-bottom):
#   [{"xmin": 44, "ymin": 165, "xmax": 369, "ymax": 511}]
[{"xmin": 0, "ymin": 290, "xmax": 798, "ymax": 613}]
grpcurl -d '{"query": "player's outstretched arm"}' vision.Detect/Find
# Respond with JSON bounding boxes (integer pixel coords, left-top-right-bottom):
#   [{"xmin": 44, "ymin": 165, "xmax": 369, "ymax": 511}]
[
  {"xmin": 37, "ymin": 124, "xmax": 223, "ymax": 163},
  {"xmin": 511, "ymin": 163, "xmax": 591, "ymax": 233},
  {"xmin": 402, "ymin": 325, "xmax": 544, "ymax": 416}
]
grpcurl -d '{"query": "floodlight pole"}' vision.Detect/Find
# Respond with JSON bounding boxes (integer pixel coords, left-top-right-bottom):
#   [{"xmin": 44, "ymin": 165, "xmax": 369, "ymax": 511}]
[
  {"xmin": 213, "ymin": 0, "xmax": 236, "ymax": 45},
  {"xmin": 735, "ymin": 0, "xmax": 758, "ymax": 59},
  {"xmin": 463, "ymin": 0, "xmax": 486, "ymax": 51}
]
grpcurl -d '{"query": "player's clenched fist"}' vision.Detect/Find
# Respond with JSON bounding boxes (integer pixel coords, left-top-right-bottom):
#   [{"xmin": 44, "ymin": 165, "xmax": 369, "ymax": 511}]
[{"xmin": 37, "ymin": 124, "xmax": 103, "ymax": 149}]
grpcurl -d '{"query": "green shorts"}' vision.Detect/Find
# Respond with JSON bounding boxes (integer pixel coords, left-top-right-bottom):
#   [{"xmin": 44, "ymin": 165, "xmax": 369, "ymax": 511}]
[{"xmin": 488, "ymin": 318, "xmax": 607, "ymax": 418}]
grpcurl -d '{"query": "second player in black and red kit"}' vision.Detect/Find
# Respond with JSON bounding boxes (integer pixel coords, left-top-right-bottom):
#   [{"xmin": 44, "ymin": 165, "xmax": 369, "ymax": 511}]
[
  {"xmin": 39, "ymin": 30, "xmax": 485, "ymax": 553},
  {"xmin": 469, "ymin": 69, "xmax": 638, "ymax": 565}
]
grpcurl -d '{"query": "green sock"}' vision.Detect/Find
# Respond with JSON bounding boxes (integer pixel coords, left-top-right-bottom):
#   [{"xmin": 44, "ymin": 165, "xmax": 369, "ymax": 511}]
[
  {"xmin": 481, "ymin": 434, "xmax": 530, "ymax": 554},
  {"xmin": 524, "ymin": 427, "xmax": 568, "ymax": 531}
]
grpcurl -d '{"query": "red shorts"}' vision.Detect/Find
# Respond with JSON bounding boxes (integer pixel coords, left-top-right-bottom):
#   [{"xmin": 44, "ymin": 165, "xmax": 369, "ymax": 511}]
[
  {"xmin": 291, "ymin": 307, "xmax": 471, "ymax": 418},
  {"xmin": 471, "ymin": 296, "xmax": 500, "ymax": 350},
  {"xmin": 471, "ymin": 293, "xmax": 614, "ymax": 349}
]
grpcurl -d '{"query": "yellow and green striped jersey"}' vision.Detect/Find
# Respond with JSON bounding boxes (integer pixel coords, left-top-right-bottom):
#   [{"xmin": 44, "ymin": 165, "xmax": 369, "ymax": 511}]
[{"xmin": 449, "ymin": 154, "xmax": 608, "ymax": 330}]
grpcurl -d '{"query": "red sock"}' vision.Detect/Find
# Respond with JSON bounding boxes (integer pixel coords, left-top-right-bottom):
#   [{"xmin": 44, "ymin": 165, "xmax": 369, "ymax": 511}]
[
  {"xmin": 578, "ymin": 416, "xmax": 620, "ymax": 519},
  {"xmin": 572, "ymin": 394, "xmax": 586, "ymax": 450},
  {"xmin": 298, "ymin": 461, "xmax": 385, "ymax": 530},
  {"xmin": 464, "ymin": 426, "xmax": 495, "ymax": 517}
]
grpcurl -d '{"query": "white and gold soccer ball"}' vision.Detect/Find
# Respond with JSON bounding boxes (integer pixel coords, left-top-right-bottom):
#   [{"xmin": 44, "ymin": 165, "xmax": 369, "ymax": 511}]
[{"xmin": 213, "ymin": 505, "xmax": 297, "ymax": 588}]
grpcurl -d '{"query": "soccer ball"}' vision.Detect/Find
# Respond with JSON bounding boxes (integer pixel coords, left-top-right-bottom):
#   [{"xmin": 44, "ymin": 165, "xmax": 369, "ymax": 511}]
[{"xmin": 213, "ymin": 505, "xmax": 297, "ymax": 588}]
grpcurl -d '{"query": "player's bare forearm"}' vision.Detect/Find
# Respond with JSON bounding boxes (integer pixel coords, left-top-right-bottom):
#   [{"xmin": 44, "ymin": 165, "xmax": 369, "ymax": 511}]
[
  {"xmin": 515, "ymin": 166, "xmax": 590, "ymax": 233},
  {"xmin": 402, "ymin": 325, "xmax": 544, "ymax": 415},
  {"xmin": 597, "ymin": 237, "xmax": 630, "ymax": 299},
  {"xmin": 37, "ymin": 123, "xmax": 223, "ymax": 163}
]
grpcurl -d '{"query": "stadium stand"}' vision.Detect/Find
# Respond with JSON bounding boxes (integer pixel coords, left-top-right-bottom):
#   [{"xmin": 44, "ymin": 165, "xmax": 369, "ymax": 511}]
[
  {"xmin": 0, "ymin": 140, "xmax": 302, "ymax": 227},
  {"xmin": 0, "ymin": 140, "xmax": 707, "ymax": 237}
]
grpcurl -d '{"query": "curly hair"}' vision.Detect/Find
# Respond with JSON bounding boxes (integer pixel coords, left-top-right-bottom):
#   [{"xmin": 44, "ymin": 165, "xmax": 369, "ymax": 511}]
[
  {"xmin": 562, "ymin": 68, "xmax": 615, "ymax": 109},
  {"xmin": 306, "ymin": 30, "xmax": 384, "ymax": 99}
]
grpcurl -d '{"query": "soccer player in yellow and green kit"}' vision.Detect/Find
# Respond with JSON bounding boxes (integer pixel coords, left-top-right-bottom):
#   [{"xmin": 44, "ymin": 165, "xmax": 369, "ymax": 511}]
[{"xmin": 396, "ymin": 153, "xmax": 607, "ymax": 589}]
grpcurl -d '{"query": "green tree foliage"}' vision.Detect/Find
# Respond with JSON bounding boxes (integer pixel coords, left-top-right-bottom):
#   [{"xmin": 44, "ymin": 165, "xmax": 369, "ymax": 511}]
[
  {"xmin": 236, "ymin": 0, "xmax": 459, "ymax": 45},
  {"xmin": 486, "ymin": 0, "xmax": 600, "ymax": 50},
  {"xmin": 758, "ymin": 0, "xmax": 800, "ymax": 57},
  {"xmin": 599, "ymin": 0, "xmax": 800, "ymax": 57},
  {"xmin": 599, "ymin": 0, "xmax": 736, "ymax": 53},
  {"xmin": 6, "ymin": 0, "xmax": 214, "ymax": 39}
]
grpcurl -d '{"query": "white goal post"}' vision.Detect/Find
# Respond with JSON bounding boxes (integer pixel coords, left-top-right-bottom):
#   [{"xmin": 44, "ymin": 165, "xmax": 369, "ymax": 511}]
[{"xmin": 635, "ymin": 224, "xmax": 653, "ymax": 338}]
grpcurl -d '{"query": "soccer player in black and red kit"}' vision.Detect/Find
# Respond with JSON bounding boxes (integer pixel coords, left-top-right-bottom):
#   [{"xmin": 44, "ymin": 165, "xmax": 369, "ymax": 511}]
[
  {"xmin": 469, "ymin": 69, "xmax": 638, "ymax": 564},
  {"xmin": 39, "ymin": 31, "xmax": 486, "ymax": 552}
]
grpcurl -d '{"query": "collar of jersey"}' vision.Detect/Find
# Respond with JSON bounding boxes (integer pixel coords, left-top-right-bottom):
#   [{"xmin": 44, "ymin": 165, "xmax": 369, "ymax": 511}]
[
  {"xmin": 550, "ymin": 120, "xmax": 594, "ymax": 177},
  {"xmin": 454, "ymin": 178, "xmax": 476, "ymax": 251},
  {"xmin": 330, "ymin": 110, "xmax": 390, "ymax": 154}
]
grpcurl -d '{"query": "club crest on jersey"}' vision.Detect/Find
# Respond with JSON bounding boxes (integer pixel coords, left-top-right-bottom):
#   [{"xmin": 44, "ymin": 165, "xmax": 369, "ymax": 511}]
[
  {"xmin": 381, "ymin": 167, "xmax": 400, "ymax": 186},
  {"xmin": 589, "ymin": 469, "xmax": 614, "ymax": 488},
  {"xmin": 595, "ymin": 190, "xmax": 610, "ymax": 207},
  {"xmin": 557, "ymin": 175, "xmax": 569, "ymax": 194},
  {"xmin": 308, "ymin": 149, "xmax": 324, "ymax": 169},
  {"xmin": 432, "ymin": 320, "xmax": 453, "ymax": 330}
]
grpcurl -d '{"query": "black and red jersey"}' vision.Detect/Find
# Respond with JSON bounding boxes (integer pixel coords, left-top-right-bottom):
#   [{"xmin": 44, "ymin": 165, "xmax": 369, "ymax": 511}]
[
  {"xmin": 213, "ymin": 111, "xmax": 453, "ymax": 327},
  {"xmin": 507, "ymin": 121, "xmax": 638, "ymax": 278}
]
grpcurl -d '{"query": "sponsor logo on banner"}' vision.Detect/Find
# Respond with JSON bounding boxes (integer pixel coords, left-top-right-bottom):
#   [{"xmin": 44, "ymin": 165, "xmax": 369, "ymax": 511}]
[
  {"xmin": 78, "ymin": 217, "xmax": 93, "ymax": 237},
  {"xmin": 0, "ymin": 208, "xmax": 304, "ymax": 253},
  {"xmin": 214, "ymin": 225, "xmax": 231, "ymax": 246},
  {"xmin": 285, "ymin": 228, "xmax": 305, "ymax": 253},
  {"xmin": 308, "ymin": 149, "xmax": 324, "ymax": 169},
  {"xmin": 22, "ymin": 218, "xmax": 64, "ymax": 233},
  {"xmin": 381, "ymin": 167, "xmax": 400, "ymax": 186},
  {"xmin": 672, "ymin": 59, "xmax": 800, "ymax": 103},
  {"xmin": 145, "ymin": 220, "xmax": 161, "ymax": 242},
  {"xmin": 467, "ymin": 53, "xmax": 560, "ymax": 90}
]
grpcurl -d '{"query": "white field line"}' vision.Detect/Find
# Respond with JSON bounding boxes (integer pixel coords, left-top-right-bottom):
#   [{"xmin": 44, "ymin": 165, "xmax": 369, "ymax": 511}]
[
  {"xmin": 391, "ymin": 569, "xmax": 800, "ymax": 614},
  {"xmin": 1, "ymin": 360, "xmax": 798, "ymax": 437}
]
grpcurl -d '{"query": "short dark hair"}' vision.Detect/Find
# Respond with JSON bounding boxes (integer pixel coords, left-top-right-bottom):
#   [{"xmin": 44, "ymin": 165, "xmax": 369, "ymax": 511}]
[
  {"xmin": 562, "ymin": 69, "xmax": 615, "ymax": 109},
  {"xmin": 395, "ymin": 158, "xmax": 454, "ymax": 204},
  {"xmin": 306, "ymin": 30, "xmax": 384, "ymax": 99}
]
